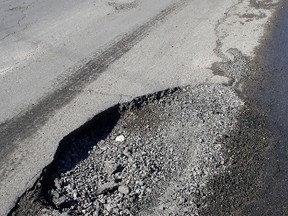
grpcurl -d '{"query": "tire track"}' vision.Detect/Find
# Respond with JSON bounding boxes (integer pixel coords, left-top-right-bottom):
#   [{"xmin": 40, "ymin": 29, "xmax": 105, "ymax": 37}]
[{"xmin": 0, "ymin": 0, "xmax": 191, "ymax": 171}]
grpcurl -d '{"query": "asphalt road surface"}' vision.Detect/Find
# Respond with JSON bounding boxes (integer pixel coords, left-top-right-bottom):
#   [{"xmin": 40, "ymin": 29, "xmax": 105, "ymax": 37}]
[
  {"xmin": 0, "ymin": 0, "xmax": 284, "ymax": 215},
  {"xmin": 243, "ymin": 3, "xmax": 288, "ymax": 215}
]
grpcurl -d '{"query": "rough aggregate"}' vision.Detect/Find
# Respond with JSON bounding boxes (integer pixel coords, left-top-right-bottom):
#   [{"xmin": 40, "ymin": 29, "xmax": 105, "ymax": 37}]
[
  {"xmin": 11, "ymin": 83, "xmax": 271, "ymax": 216},
  {"xmin": 44, "ymin": 84, "xmax": 243, "ymax": 215}
]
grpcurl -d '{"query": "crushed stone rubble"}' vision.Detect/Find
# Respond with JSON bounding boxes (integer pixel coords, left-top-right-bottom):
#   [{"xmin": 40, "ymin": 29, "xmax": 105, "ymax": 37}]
[{"xmin": 42, "ymin": 84, "xmax": 243, "ymax": 215}]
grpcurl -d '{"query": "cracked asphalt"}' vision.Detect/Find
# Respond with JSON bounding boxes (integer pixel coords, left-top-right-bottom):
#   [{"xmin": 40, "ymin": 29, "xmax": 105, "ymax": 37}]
[{"xmin": 0, "ymin": 0, "xmax": 285, "ymax": 214}]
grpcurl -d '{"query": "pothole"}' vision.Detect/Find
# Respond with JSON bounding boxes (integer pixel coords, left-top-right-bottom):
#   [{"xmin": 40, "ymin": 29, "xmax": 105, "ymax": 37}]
[{"xmin": 10, "ymin": 83, "xmax": 271, "ymax": 216}]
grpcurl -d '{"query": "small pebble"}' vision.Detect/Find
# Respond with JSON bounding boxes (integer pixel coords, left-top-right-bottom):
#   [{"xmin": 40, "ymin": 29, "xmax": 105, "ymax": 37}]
[
  {"xmin": 115, "ymin": 135, "xmax": 125, "ymax": 142},
  {"xmin": 118, "ymin": 185, "xmax": 130, "ymax": 195}
]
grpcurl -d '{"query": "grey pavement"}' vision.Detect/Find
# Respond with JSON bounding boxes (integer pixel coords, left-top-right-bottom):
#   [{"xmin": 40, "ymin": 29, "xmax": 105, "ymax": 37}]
[{"xmin": 0, "ymin": 0, "xmax": 281, "ymax": 214}]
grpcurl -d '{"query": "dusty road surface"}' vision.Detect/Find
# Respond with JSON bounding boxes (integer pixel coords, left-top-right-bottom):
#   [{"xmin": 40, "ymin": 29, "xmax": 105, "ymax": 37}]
[{"xmin": 0, "ymin": 0, "xmax": 285, "ymax": 215}]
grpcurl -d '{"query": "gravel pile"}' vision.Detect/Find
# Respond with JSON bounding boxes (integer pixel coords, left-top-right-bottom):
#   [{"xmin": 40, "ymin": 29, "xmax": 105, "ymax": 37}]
[
  {"xmin": 36, "ymin": 84, "xmax": 243, "ymax": 216},
  {"xmin": 11, "ymin": 82, "xmax": 271, "ymax": 216}
]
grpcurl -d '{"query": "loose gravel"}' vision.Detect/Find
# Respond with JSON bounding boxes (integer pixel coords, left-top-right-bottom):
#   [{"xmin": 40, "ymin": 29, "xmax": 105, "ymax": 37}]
[
  {"xmin": 50, "ymin": 84, "xmax": 242, "ymax": 216},
  {"xmin": 11, "ymin": 83, "xmax": 271, "ymax": 216}
]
